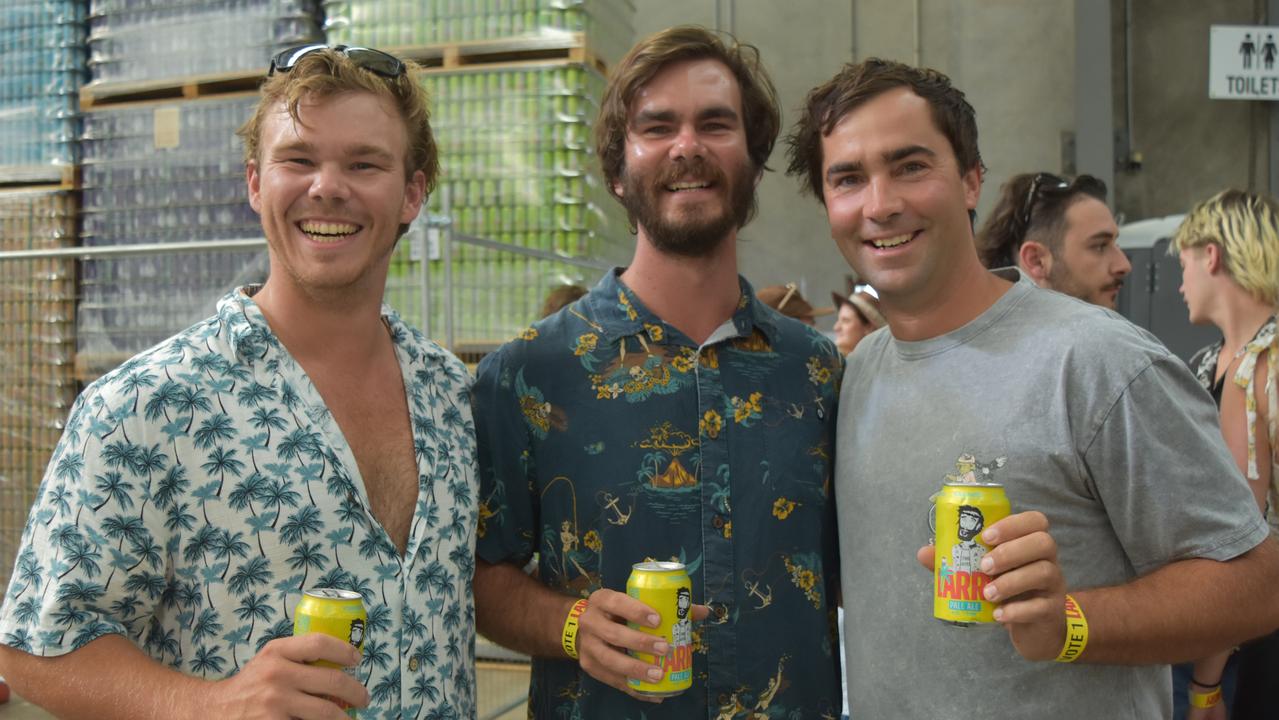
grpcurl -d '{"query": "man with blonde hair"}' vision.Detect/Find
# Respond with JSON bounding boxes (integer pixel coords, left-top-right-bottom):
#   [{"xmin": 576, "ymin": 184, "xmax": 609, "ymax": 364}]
[
  {"xmin": 1173, "ymin": 189, "xmax": 1279, "ymax": 720},
  {"xmin": 0, "ymin": 45, "xmax": 478, "ymax": 719},
  {"xmin": 472, "ymin": 25, "xmax": 843, "ymax": 719}
]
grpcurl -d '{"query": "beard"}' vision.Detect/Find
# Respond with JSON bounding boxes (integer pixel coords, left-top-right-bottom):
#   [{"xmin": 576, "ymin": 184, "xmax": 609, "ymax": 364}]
[{"xmin": 618, "ymin": 155, "xmax": 757, "ymax": 258}]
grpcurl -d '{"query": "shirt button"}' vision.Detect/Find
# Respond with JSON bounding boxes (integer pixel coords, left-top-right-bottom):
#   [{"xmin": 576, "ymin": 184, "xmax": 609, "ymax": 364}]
[{"xmin": 408, "ymin": 657, "xmax": 419, "ymax": 672}]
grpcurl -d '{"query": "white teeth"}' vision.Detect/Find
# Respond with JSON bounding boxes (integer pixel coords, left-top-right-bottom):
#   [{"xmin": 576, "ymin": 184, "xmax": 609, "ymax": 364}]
[
  {"xmin": 871, "ymin": 234, "xmax": 912, "ymax": 248},
  {"xmin": 299, "ymin": 221, "xmax": 360, "ymax": 239},
  {"xmin": 667, "ymin": 181, "xmax": 710, "ymax": 191}
]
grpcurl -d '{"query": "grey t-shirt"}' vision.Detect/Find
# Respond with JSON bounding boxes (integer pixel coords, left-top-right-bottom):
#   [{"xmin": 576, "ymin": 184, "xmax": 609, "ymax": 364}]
[{"xmin": 836, "ymin": 272, "xmax": 1269, "ymax": 719}]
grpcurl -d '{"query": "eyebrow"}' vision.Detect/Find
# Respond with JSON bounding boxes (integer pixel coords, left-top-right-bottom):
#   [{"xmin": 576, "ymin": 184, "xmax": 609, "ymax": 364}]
[
  {"xmin": 825, "ymin": 144, "xmax": 937, "ymax": 182},
  {"xmin": 271, "ymin": 141, "xmax": 396, "ymax": 163},
  {"xmin": 632, "ymin": 105, "xmax": 741, "ymax": 126}
]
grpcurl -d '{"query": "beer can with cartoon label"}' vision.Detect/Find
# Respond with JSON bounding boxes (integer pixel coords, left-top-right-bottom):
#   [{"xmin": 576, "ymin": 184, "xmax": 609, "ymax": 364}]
[
  {"xmin": 294, "ymin": 588, "xmax": 367, "ymax": 717},
  {"xmin": 933, "ymin": 483, "xmax": 1011, "ymax": 626},
  {"xmin": 626, "ymin": 561, "xmax": 693, "ymax": 697}
]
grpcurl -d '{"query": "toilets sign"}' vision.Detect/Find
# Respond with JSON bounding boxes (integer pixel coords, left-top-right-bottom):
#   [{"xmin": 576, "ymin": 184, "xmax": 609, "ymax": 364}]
[{"xmin": 1210, "ymin": 25, "xmax": 1279, "ymax": 100}]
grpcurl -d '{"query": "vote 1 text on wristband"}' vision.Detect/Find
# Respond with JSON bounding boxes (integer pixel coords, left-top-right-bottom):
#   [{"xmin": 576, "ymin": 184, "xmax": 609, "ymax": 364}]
[
  {"xmin": 562, "ymin": 599, "xmax": 588, "ymax": 659},
  {"xmin": 1054, "ymin": 594, "xmax": 1088, "ymax": 663}
]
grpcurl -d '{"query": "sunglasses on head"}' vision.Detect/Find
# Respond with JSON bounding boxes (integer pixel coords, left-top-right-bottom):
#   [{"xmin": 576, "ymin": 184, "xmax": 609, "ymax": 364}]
[
  {"xmin": 1020, "ymin": 172, "xmax": 1106, "ymax": 229},
  {"xmin": 268, "ymin": 44, "xmax": 405, "ymax": 79}
]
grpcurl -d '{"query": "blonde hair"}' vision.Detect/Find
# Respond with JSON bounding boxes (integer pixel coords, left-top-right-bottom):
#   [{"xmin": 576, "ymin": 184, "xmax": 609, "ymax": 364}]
[
  {"xmin": 237, "ymin": 48, "xmax": 438, "ymax": 195},
  {"xmin": 1171, "ymin": 189, "xmax": 1279, "ymax": 305}
]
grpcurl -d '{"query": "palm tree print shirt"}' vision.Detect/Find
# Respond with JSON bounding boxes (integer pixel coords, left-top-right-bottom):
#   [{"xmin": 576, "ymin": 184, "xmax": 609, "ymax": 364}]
[
  {"xmin": 0, "ymin": 288, "xmax": 478, "ymax": 720},
  {"xmin": 473, "ymin": 270, "xmax": 844, "ymax": 719}
]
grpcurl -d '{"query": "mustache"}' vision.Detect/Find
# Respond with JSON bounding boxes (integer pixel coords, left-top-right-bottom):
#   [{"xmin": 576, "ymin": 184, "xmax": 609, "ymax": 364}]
[{"xmin": 656, "ymin": 157, "xmax": 725, "ymax": 187}]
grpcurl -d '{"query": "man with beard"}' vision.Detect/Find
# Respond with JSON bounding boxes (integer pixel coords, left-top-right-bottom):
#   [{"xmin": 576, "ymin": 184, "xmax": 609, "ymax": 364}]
[
  {"xmin": 470, "ymin": 26, "xmax": 843, "ymax": 719},
  {"xmin": 976, "ymin": 172, "xmax": 1131, "ymax": 309}
]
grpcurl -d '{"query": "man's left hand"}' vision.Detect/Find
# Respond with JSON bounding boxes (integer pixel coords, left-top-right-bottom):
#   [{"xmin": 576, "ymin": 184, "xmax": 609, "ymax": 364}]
[{"xmin": 918, "ymin": 510, "xmax": 1067, "ymax": 661}]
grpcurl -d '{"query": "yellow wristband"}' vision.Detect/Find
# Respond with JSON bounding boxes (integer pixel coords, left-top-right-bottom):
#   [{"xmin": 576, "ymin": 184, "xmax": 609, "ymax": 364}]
[
  {"xmin": 1055, "ymin": 594, "xmax": 1088, "ymax": 663},
  {"xmin": 1189, "ymin": 686, "xmax": 1222, "ymax": 709},
  {"xmin": 561, "ymin": 599, "xmax": 588, "ymax": 659}
]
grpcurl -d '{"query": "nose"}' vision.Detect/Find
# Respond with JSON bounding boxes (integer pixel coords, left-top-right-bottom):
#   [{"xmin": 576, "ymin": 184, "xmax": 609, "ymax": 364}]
[
  {"xmin": 1111, "ymin": 245, "xmax": 1132, "ymax": 277},
  {"xmin": 669, "ymin": 124, "xmax": 706, "ymax": 162},
  {"xmin": 862, "ymin": 176, "xmax": 903, "ymax": 223},
  {"xmin": 309, "ymin": 162, "xmax": 351, "ymax": 203}
]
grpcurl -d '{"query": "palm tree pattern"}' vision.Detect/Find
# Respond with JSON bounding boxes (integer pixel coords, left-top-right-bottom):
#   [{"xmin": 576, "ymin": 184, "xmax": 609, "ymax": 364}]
[
  {"xmin": 472, "ymin": 271, "xmax": 844, "ymax": 719},
  {"xmin": 0, "ymin": 290, "xmax": 478, "ymax": 720}
]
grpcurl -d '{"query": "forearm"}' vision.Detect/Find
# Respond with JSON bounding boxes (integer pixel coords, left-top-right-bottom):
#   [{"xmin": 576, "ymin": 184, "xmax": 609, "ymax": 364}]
[
  {"xmin": 0, "ymin": 634, "xmax": 211, "ymax": 720},
  {"xmin": 1190, "ymin": 650, "xmax": 1231, "ymax": 687},
  {"xmin": 1075, "ymin": 539, "xmax": 1279, "ymax": 664},
  {"xmin": 474, "ymin": 558, "xmax": 576, "ymax": 659}
]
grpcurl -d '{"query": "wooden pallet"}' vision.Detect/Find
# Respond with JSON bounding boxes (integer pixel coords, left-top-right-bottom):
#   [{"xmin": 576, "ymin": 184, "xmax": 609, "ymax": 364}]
[
  {"xmin": 0, "ymin": 164, "xmax": 78, "ymax": 190},
  {"xmin": 80, "ymin": 71, "xmax": 264, "ymax": 110},
  {"xmin": 81, "ymin": 35, "xmax": 607, "ymax": 109}
]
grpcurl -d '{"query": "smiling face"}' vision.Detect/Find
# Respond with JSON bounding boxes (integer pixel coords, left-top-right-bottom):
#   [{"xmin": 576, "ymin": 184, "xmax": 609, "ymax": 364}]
[
  {"xmin": 1044, "ymin": 197, "xmax": 1130, "ymax": 309},
  {"xmin": 616, "ymin": 58, "xmax": 756, "ymax": 257},
  {"xmin": 819, "ymin": 87, "xmax": 981, "ymax": 308},
  {"xmin": 247, "ymin": 91, "xmax": 426, "ymax": 303}
]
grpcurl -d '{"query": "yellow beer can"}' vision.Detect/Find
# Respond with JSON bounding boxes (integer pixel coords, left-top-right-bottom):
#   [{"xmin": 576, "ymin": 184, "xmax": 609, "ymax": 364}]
[
  {"xmin": 293, "ymin": 588, "xmax": 367, "ymax": 717},
  {"xmin": 933, "ymin": 482, "xmax": 1011, "ymax": 626},
  {"xmin": 626, "ymin": 561, "xmax": 693, "ymax": 697}
]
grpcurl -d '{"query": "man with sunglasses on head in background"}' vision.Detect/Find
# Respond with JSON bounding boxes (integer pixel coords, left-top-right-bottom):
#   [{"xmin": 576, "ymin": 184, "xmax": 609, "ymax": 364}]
[
  {"xmin": 976, "ymin": 172, "xmax": 1131, "ymax": 309},
  {"xmin": 786, "ymin": 57, "xmax": 1279, "ymax": 718},
  {"xmin": 0, "ymin": 45, "xmax": 478, "ymax": 720}
]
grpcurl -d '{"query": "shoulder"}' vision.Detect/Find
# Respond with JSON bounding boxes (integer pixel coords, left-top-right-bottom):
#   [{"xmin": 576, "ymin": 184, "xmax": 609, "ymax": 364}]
[
  {"xmin": 477, "ymin": 303, "xmax": 594, "ymax": 381},
  {"xmin": 1012, "ymin": 288, "xmax": 1173, "ymax": 370}
]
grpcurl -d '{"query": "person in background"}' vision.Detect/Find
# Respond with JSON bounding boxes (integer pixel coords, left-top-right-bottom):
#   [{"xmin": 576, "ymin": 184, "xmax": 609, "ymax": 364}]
[
  {"xmin": 831, "ymin": 285, "xmax": 885, "ymax": 355},
  {"xmin": 471, "ymin": 25, "xmax": 843, "ymax": 719},
  {"xmin": 756, "ymin": 282, "xmax": 834, "ymax": 326},
  {"xmin": 0, "ymin": 45, "xmax": 478, "ymax": 720},
  {"xmin": 785, "ymin": 55, "xmax": 1279, "ymax": 718},
  {"xmin": 540, "ymin": 283, "xmax": 588, "ymax": 318},
  {"xmin": 1172, "ymin": 189, "xmax": 1279, "ymax": 720},
  {"xmin": 976, "ymin": 172, "xmax": 1131, "ymax": 310}
]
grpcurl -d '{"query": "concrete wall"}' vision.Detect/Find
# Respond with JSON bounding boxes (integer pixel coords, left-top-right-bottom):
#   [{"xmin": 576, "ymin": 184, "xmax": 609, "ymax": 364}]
[{"xmin": 1113, "ymin": 0, "xmax": 1269, "ymax": 221}]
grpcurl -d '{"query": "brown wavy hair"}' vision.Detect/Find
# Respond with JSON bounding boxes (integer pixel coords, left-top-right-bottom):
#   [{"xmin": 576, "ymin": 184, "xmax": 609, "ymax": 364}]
[
  {"xmin": 594, "ymin": 25, "xmax": 780, "ymax": 223},
  {"xmin": 975, "ymin": 173, "xmax": 1107, "ymax": 269},
  {"xmin": 785, "ymin": 58, "xmax": 983, "ymax": 204}
]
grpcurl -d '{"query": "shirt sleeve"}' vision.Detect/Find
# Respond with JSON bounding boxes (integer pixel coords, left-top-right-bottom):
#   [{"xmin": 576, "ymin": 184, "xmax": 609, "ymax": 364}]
[
  {"xmin": 472, "ymin": 346, "xmax": 538, "ymax": 568},
  {"xmin": 0, "ymin": 380, "xmax": 170, "ymax": 657},
  {"xmin": 1082, "ymin": 354, "xmax": 1269, "ymax": 575}
]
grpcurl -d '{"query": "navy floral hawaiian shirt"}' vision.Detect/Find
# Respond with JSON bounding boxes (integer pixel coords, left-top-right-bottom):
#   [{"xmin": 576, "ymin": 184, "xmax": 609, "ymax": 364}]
[
  {"xmin": 474, "ymin": 270, "xmax": 843, "ymax": 719},
  {"xmin": 0, "ymin": 288, "xmax": 478, "ymax": 720}
]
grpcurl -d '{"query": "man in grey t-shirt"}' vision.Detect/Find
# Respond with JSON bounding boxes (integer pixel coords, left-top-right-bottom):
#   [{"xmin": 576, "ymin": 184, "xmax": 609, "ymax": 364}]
[{"xmin": 784, "ymin": 58, "xmax": 1279, "ymax": 718}]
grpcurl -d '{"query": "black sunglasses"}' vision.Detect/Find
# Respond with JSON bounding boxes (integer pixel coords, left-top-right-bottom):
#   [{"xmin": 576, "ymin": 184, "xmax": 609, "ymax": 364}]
[
  {"xmin": 268, "ymin": 44, "xmax": 405, "ymax": 79},
  {"xmin": 1020, "ymin": 172, "xmax": 1106, "ymax": 229}
]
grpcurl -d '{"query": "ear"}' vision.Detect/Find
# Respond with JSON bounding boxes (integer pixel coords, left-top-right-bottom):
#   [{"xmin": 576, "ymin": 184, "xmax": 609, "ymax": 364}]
[
  {"xmin": 246, "ymin": 159, "xmax": 262, "ymax": 214},
  {"xmin": 962, "ymin": 164, "xmax": 982, "ymax": 210},
  {"xmin": 401, "ymin": 169, "xmax": 428, "ymax": 224},
  {"xmin": 1203, "ymin": 243, "xmax": 1224, "ymax": 275},
  {"xmin": 1019, "ymin": 241, "xmax": 1052, "ymax": 282}
]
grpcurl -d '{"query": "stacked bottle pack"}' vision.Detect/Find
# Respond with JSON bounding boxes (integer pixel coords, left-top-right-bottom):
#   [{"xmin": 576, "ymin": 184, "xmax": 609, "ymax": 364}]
[
  {"xmin": 87, "ymin": 0, "xmax": 322, "ymax": 86},
  {"xmin": 78, "ymin": 95, "xmax": 267, "ymax": 363},
  {"xmin": 383, "ymin": 63, "xmax": 625, "ymax": 342},
  {"xmin": 0, "ymin": 188, "xmax": 77, "ymax": 589},
  {"xmin": 325, "ymin": 0, "xmax": 634, "ymax": 66},
  {"xmin": 0, "ymin": 0, "xmax": 86, "ymax": 170}
]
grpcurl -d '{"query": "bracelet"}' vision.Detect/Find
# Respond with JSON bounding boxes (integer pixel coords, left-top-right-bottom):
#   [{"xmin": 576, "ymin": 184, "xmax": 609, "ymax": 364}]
[
  {"xmin": 1189, "ymin": 686, "xmax": 1223, "ymax": 709},
  {"xmin": 1054, "ymin": 594, "xmax": 1088, "ymax": 663},
  {"xmin": 1191, "ymin": 675, "xmax": 1222, "ymax": 689},
  {"xmin": 561, "ymin": 599, "xmax": 588, "ymax": 660}
]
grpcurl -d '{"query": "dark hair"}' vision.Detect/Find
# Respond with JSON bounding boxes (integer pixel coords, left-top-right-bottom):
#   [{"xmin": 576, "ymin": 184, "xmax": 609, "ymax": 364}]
[
  {"xmin": 785, "ymin": 58, "xmax": 983, "ymax": 203},
  {"xmin": 595, "ymin": 25, "xmax": 780, "ymax": 222},
  {"xmin": 540, "ymin": 284, "xmax": 588, "ymax": 318},
  {"xmin": 975, "ymin": 173, "xmax": 1107, "ymax": 269}
]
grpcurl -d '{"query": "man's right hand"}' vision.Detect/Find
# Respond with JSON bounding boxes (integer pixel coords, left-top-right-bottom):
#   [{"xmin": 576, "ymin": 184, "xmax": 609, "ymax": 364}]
[
  {"xmin": 203, "ymin": 633, "xmax": 369, "ymax": 720},
  {"xmin": 576, "ymin": 588, "xmax": 673, "ymax": 704}
]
